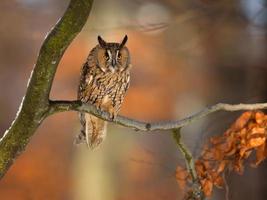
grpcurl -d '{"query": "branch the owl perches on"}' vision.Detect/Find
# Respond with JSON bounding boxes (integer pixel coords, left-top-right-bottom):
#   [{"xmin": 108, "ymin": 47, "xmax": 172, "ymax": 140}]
[{"xmin": 49, "ymin": 100, "xmax": 267, "ymax": 131}]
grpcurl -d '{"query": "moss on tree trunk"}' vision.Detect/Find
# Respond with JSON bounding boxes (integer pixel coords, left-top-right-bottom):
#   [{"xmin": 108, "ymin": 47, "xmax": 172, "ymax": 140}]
[{"xmin": 0, "ymin": 0, "xmax": 93, "ymax": 178}]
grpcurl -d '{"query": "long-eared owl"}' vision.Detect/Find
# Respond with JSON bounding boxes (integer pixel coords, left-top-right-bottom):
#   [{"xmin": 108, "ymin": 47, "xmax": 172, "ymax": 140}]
[{"xmin": 77, "ymin": 35, "xmax": 131, "ymax": 149}]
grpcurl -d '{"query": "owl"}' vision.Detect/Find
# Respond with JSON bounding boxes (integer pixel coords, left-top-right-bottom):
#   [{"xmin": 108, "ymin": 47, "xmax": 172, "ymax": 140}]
[{"xmin": 76, "ymin": 35, "xmax": 131, "ymax": 149}]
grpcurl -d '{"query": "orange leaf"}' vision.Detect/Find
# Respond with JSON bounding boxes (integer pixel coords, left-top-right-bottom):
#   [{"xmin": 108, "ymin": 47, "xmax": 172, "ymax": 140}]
[
  {"xmin": 217, "ymin": 160, "xmax": 227, "ymax": 173},
  {"xmin": 224, "ymin": 144, "xmax": 237, "ymax": 157},
  {"xmin": 248, "ymin": 137, "xmax": 266, "ymax": 148},
  {"xmin": 175, "ymin": 166, "xmax": 188, "ymax": 189},
  {"xmin": 253, "ymin": 143, "xmax": 267, "ymax": 166},
  {"xmin": 250, "ymin": 127, "xmax": 265, "ymax": 135},
  {"xmin": 255, "ymin": 111, "xmax": 265, "ymax": 124},
  {"xmin": 213, "ymin": 175, "xmax": 224, "ymax": 188},
  {"xmin": 195, "ymin": 161, "xmax": 206, "ymax": 177},
  {"xmin": 232, "ymin": 111, "xmax": 252, "ymax": 130},
  {"xmin": 202, "ymin": 179, "xmax": 213, "ymax": 197}
]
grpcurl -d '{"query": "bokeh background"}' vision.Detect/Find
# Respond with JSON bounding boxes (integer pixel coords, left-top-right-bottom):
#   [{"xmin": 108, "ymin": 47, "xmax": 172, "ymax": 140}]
[{"xmin": 1, "ymin": 0, "xmax": 267, "ymax": 199}]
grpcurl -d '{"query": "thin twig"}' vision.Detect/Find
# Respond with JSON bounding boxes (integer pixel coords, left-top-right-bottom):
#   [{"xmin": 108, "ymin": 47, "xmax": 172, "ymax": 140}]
[
  {"xmin": 172, "ymin": 128, "xmax": 204, "ymax": 200},
  {"xmin": 172, "ymin": 128, "xmax": 198, "ymax": 182},
  {"xmin": 49, "ymin": 100, "xmax": 267, "ymax": 132}
]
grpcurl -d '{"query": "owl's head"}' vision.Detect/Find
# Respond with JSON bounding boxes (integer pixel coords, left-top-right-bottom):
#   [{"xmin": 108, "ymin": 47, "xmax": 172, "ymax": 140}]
[{"xmin": 95, "ymin": 35, "xmax": 130, "ymax": 73}]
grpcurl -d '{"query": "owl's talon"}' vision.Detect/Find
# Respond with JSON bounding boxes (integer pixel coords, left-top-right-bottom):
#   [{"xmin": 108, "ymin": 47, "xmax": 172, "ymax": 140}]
[
  {"xmin": 96, "ymin": 105, "xmax": 101, "ymax": 111},
  {"xmin": 109, "ymin": 113, "xmax": 115, "ymax": 121}
]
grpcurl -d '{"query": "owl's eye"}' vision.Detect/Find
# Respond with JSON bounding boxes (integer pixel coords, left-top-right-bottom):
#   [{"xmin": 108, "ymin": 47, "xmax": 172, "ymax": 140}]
[
  {"xmin": 104, "ymin": 51, "xmax": 109, "ymax": 60},
  {"xmin": 117, "ymin": 52, "xmax": 122, "ymax": 59}
]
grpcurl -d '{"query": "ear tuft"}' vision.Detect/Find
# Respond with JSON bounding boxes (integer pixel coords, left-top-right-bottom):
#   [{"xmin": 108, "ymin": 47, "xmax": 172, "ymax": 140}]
[
  {"xmin": 119, "ymin": 35, "xmax": 128, "ymax": 48},
  {"xmin": 98, "ymin": 36, "xmax": 106, "ymax": 48}
]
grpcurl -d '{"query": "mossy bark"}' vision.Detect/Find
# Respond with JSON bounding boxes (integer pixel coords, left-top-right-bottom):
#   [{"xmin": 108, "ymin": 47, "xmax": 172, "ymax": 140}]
[{"xmin": 0, "ymin": 0, "xmax": 93, "ymax": 178}]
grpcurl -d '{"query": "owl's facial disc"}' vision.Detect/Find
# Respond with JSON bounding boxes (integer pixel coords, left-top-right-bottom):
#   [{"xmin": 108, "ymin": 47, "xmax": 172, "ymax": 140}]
[
  {"xmin": 97, "ymin": 39, "xmax": 129, "ymax": 73},
  {"xmin": 105, "ymin": 49, "xmax": 124, "ymax": 73}
]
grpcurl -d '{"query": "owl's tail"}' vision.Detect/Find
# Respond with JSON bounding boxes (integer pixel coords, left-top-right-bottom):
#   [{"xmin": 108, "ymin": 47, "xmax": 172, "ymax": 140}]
[{"xmin": 75, "ymin": 112, "xmax": 107, "ymax": 149}]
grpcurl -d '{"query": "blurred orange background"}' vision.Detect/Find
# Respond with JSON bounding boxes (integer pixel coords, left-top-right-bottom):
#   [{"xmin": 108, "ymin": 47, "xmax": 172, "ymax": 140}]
[{"xmin": 1, "ymin": 0, "xmax": 267, "ymax": 199}]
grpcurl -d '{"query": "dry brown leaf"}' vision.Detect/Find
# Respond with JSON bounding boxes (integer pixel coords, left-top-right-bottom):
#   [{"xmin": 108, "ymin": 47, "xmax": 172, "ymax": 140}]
[
  {"xmin": 175, "ymin": 166, "xmax": 188, "ymax": 189},
  {"xmin": 248, "ymin": 136, "xmax": 266, "ymax": 148},
  {"xmin": 250, "ymin": 127, "xmax": 265, "ymax": 135},
  {"xmin": 255, "ymin": 111, "xmax": 265, "ymax": 124},
  {"xmin": 232, "ymin": 111, "xmax": 252, "ymax": 130},
  {"xmin": 213, "ymin": 175, "xmax": 224, "ymax": 188},
  {"xmin": 254, "ymin": 143, "xmax": 267, "ymax": 166},
  {"xmin": 176, "ymin": 111, "xmax": 267, "ymax": 199},
  {"xmin": 202, "ymin": 179, "xmax": 213, "ymax": 197},
  {"xmin": 217, "ymin": 160, "xmax": 227, "ymax": 174}
]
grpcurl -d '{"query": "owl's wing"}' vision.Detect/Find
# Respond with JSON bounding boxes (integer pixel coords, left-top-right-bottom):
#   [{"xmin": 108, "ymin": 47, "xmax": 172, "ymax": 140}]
[
  {"xmin": 77, "ymin": 61, "xmax": 108, "ymax": 149},
  {"xmin": 122, "ymin": 72, "xmax": 130, "ymax": 96},
  {"xmin": 76, "ymin": 61, "xmax": 95, "ymax": 145},
  {"xmin": 76, "ymin": 61, "xmax": 89, "ymax": 142},
  {"xmin": 78, "ymin": 62, "xmax": 94, "ymax": 103},
  {"xmin": 125, "ymin": 73, "xmax": 130, "ymax": 91},
  {"xmin": 112, "ymin": 72, "xmax": 130, "ymax": 115}
]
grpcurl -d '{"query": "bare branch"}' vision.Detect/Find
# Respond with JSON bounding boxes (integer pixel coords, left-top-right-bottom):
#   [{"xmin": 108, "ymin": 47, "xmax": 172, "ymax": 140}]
[
  {"xmin": 47, "ymin": 100, "xmax": 267, "ymax": 200},
  {"xmin": 49, "ymin": 100, "xmax": 267, "ymax": 131}
]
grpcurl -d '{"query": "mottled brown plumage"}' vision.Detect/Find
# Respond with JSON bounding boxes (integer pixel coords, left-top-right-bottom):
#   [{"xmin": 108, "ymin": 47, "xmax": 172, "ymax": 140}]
[{"xmin": 76, "ymin": 35, "xmax": 131, "ymax": 149}]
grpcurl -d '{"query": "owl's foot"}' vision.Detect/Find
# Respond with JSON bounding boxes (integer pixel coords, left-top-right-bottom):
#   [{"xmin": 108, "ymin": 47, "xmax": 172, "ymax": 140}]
[
  {"xmin": 95, "ymin": 105, "xmax": 102, "ymax": 112},
  {"xmin": 109, "ymin": 111, "xmax": 117, "ymax": 121}
]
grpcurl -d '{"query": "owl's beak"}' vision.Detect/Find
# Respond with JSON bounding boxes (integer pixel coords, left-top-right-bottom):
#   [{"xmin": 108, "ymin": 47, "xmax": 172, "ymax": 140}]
[{"xmin": 111, "ymin": 59, "xmax": 116, "ymax": 67}]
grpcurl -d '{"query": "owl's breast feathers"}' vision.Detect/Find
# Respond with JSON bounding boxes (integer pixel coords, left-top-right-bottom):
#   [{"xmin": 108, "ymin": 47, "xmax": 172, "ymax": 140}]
[{"xmin": 78, "ymin": 61, "xmax": 130, "ymax": 114}]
